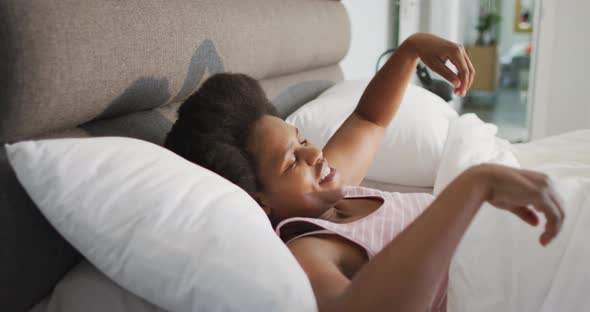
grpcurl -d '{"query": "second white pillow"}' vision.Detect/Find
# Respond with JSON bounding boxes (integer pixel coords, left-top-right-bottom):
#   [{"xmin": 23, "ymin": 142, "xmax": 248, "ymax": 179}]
[{"xmin": 286, "ymin": 80, "xmax": 458, "ymax": 187}]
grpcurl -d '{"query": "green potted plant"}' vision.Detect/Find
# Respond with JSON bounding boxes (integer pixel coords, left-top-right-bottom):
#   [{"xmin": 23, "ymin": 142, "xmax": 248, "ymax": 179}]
[{"xmin": 476, "ymin": 12, "xmax": 501, "ymax": 45}]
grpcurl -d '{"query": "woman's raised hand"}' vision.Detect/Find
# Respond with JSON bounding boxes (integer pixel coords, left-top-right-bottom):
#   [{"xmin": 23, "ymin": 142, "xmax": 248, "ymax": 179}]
[
  {"xmin": 472, "ymin": 163, "xmax": 565, "ymax": 246},
  {"xmin": 405, "ymin": 33, "xmax": 475, "ymax": 96}
]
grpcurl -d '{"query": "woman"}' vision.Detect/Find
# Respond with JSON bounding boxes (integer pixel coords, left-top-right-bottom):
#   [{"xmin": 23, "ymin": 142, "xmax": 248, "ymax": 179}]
[{"xmin": 165, "ymin": 33, "xmax": 564, "ymax": 311}]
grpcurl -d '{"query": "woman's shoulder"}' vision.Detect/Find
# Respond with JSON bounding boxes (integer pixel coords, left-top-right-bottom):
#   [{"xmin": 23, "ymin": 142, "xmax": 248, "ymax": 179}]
[
  {"xmin": 286, "ymin": 234, "xmax": 347, "ymax": 269},
  {"xmin": 286, "ymin": 233, "xmax": 366, "ymax": 278},
  {"xmin": 287, "ymin": 234, "xmax": 343, "ymax": 253}
]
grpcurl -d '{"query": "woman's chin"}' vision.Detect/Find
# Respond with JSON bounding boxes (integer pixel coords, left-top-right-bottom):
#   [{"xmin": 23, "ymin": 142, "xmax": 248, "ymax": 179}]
[{"xmin": 319, "ymin": 181, "xmax": 345, "ymax": 203}]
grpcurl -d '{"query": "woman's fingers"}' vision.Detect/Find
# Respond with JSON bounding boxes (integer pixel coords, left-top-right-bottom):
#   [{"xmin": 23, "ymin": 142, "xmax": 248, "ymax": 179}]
[
  {"xmin": 513, "ymin": 206, "xmax": 540, "ymax": 226},
  {"xmin": 532, "ymin": 190, "xmax": 564, "ymax": 246},
  {"xmin": 407, "ymin": 34, "xmax": 476, "ymax": 95},
  {"xmin": 462, "ymin": 46, "xmax": 476, "ymax": 90},
  {"xmin": 430, "ymin": 59, "xmax": 460, "ymax": 88},
  {"xmin": 445, "ymin": 45, "xmax": 470, "ymax": 95},
  {"xmin": 519, "ymin": 170, "xmax": 563, "ymax": 246},
  {"xmin": 520, "ymin": 170, "xmax": 566, "ymax": 238},
  {"xmin": 549, "ymin": 192, "xmax": 566, "ymax": 223},
  {"xmin": 503, "ymin": 168, "xmax": 565, "ymax": 246},
  {"xmin": 532, "ymin": 172, "xmax": 566, "ymax": 220},
  {"xmin": 484, "ymin": 165, "xmax": 566, "ymax": 246}
]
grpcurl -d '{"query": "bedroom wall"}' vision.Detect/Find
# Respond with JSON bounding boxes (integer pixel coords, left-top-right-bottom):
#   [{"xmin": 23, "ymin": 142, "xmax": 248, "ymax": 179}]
[
  {"xmin": 424, "ymin": 0, "xmax": 462, "ymax": 44},
  {"xmin": 339, "ymin": 0, "xmax": 465, "ymax": 81},
  {"xmin": 339, "ymin": 0, "xmax": 396, "ymax": 80},
  {"xmin": 461, "ymin": 0, "xmax": 481, "ymax": 46},
  {"xmin": 530, "ymin": 0, "xmax": 590, "ymax": 139}
]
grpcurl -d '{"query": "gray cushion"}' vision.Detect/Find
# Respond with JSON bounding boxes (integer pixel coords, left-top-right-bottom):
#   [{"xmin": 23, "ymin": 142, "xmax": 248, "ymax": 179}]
[{"xmin": 0, "ymin": 148, "xmax": 82, "ymax": 312}]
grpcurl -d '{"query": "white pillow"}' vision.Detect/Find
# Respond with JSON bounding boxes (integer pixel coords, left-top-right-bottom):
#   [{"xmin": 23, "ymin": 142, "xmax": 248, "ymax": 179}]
[
  {"xmin": 6, "ymin": 137, "xmax": 316, "ymax": 312},
  {"xmin": 286, "ymin": 80, "xmax": 458, "ymax": 187}
]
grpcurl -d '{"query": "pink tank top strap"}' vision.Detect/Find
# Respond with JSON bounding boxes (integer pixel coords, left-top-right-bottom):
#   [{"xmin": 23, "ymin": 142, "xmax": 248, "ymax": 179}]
[{"xmin": 276, "ymin": 216, "xmax": 380, "ymax": 258}]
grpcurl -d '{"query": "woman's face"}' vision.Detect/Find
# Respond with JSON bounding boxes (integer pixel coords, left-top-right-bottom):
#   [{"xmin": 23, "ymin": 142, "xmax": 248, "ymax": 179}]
[{"xmin": 248, "ymin": 115, "xmax": 345, "ymax": 222}]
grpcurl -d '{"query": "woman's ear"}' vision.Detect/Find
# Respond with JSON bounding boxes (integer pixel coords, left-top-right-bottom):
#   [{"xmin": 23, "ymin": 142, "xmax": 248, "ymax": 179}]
[{"xmin": 254, "ymin": 192, "xmax": 271, "ymax": 215}]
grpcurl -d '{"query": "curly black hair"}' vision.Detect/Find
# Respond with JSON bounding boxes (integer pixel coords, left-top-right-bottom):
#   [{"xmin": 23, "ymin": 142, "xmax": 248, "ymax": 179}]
[{"xmin": 164, "ymin": 73, "xmax": 278, "ymax": 197}]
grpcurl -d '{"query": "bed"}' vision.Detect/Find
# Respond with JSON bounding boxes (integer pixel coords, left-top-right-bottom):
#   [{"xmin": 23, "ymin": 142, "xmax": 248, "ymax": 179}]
[{"xmin": 2, "ymin": 1, "xmax": 589, "ymax": 312}]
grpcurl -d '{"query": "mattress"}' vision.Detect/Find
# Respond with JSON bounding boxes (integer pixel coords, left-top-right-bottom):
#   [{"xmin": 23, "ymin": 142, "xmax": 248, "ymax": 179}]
[{"xmin": 30, "ymin": 129, "xmax": 590, "ymax": 312}]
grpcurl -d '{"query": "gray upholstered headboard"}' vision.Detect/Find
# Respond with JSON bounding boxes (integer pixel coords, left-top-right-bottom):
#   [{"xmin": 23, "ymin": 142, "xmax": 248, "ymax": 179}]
[{"xmin": 0, "ymin": 1, "xmax": 350, "ymax": 310}]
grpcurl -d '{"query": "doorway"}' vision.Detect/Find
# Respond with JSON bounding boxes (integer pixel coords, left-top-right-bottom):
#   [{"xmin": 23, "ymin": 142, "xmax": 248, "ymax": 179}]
[{"xmin": 460, "ymin": 0, "xmax": 535, "ymax": 143}]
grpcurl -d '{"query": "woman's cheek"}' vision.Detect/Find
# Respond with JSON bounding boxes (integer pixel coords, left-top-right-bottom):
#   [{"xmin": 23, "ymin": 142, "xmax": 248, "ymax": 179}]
[{"xmin": 304, "ymin": 170, "xmax": 318, "ymax": 189}]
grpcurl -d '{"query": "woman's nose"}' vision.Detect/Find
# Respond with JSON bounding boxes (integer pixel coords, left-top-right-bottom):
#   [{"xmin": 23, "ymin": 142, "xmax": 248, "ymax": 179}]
[{"xmin": 302, "ymin": 145, "xmax": 323, "ymax": 166}]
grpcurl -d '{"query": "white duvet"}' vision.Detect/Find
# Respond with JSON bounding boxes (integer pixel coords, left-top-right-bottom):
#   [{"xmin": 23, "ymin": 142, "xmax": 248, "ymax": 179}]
[{"xmin": 437, "ymin": 115, "xmax": 590, "ymax": 312}]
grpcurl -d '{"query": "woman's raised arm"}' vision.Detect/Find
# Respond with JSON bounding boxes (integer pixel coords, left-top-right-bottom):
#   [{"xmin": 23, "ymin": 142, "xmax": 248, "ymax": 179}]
[{"xmin": 322, "ymin": 33, "xmax": 475, "ymax": 186}]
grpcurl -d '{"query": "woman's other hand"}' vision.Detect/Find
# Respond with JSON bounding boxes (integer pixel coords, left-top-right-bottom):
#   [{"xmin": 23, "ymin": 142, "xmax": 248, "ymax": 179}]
[
  {"xmin": 471, "ymin": 163, "xmax": 565, "ymax": 246},
  {"xmin": 405, "ymin": 33, "xmax": 475, "ymax": 96}
]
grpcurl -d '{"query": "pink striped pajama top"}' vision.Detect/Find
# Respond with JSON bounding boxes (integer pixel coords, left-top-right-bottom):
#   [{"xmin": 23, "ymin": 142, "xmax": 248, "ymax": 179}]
[{"xmin": 275, "ymin": 185, "xmax": 448, "ymax": 312}]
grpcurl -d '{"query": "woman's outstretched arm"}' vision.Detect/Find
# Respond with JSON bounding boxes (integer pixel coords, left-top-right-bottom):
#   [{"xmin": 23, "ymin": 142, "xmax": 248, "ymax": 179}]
[{"xmin": 289, "ymin": 164, "xmax": 564, "ymax": 312}]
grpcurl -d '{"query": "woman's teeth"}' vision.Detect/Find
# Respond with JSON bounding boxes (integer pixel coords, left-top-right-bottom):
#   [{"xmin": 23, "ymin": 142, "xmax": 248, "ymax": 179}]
[{"xmin": 320, "ymin": 166, "xmax": 330, "ymax": 182}]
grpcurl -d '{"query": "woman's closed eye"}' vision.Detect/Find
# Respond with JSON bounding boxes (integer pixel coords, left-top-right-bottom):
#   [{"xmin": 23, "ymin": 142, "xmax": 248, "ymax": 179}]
[
  {"xmin": 288, "ymin": 157, "xmax": 297, "ymax": 169},
  {"xmin": 287, "ymin": 139, "xmax": 308, "ymax": 170}
]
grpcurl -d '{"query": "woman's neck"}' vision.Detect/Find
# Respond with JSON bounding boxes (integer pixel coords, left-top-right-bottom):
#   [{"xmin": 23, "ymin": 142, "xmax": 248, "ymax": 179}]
[
  {"xmin": 318, "ymin": 203, "xmax": 351, "ymax": 222},
  {"xmin": 319, "ymin": 197, "xmax": 384, "ymax": 223}
]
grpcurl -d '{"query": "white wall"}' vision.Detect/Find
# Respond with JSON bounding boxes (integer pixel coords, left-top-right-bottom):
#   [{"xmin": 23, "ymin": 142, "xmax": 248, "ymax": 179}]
[
  {"xmin": 530, "ymin": 0, "xmax": 590, "ymax": 139},
  {"xmin": 339, "ymin": 0, "xmax": 396, "ymax": 80},
  {"xmin": 461, "ymin": 0, "xmax": 481, "ymax": 46},
  {"xmin": 339, "ymin": 0, "xmax": 464, "ymax": 80},
  {"xmin": 398, "ymin": 0, "xmax": 422, "ymax": 43},
  {"xmin": 425, "ymin": 0, "xmax": 462, "ymax": 43}
]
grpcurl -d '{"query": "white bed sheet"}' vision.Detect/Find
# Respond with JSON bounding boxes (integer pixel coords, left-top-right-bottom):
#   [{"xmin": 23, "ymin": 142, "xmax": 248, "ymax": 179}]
[
  {"xmin": 31, "ymin": 128, "xmax": 590, "ymax": 312},
  {"xmin": 512, "ymin": 129, "xmax": 590, "ymax": 179},
  {"xmin": 442, "ymin": 122, "xmax": 590, "ymax": 312}
]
